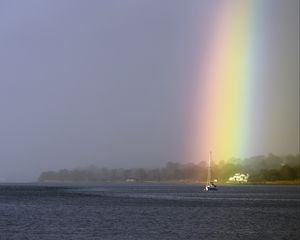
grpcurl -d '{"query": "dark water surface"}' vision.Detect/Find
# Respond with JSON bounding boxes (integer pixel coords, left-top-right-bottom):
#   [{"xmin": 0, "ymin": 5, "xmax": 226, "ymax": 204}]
[{"xmin": 0, "ymin": 184, "xmax": 299, "ymax": 240}]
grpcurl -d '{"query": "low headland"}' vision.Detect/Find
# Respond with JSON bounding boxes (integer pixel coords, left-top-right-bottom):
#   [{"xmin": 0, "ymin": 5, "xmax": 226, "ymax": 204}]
[{"xmin": 38, "ymin": 153, "xmax": 300, "ymax": 185}]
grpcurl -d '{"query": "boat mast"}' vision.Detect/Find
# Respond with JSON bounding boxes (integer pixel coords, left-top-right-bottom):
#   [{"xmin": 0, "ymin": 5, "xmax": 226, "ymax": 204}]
[{"xmin": 207, "ymin": 151, "xmax": 212, "ymax": 184}]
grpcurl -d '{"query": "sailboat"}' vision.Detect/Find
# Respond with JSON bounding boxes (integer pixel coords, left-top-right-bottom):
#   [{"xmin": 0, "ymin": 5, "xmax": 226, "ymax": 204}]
[{"xmin": 204, "ymin": 151, "xmax": 217, "ymax": 191}]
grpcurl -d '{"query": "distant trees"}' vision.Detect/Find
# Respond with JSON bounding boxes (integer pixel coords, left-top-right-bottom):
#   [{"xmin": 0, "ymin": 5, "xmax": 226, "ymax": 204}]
[
  {"xmin": 38, "ymin": 163, "xmax": 207, "ymax": 183},
  {"xmin": 249, "ymin": 164, "xmax": 300, "ymax": 182},
  {"xmin": 38, "ymin": 154, "xmax": 300, "ymax": 183}
]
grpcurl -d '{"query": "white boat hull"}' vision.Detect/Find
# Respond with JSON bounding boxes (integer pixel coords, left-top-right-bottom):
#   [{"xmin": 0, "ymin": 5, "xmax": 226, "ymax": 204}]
[{"xmin": 204, "ymin": 185, "xmax": 217, "ymax": 191}]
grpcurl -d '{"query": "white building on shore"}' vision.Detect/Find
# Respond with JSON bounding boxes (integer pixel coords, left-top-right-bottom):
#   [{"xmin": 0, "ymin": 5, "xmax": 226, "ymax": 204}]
[{"xmin": 228, "ymin": 173, "xmax": 249, "ymax": 183}]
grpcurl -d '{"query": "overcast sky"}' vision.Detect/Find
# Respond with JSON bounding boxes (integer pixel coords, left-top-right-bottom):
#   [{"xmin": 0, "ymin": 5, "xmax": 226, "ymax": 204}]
[{"xmin": 0, "ymin": 0, "xmax": 298, "ymax": 182}]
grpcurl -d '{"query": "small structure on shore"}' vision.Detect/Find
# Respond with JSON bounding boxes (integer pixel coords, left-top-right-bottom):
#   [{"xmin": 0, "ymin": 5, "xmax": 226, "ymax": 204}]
[{"xmin": 126, "ymin": 178, "xmax": 137, "ymax": 183}]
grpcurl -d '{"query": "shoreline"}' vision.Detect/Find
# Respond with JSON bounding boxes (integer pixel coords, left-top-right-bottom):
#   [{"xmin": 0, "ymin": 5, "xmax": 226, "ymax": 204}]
[{"xmin": 2, "ymin": 180, "xmax": 300, "ymax": 186}]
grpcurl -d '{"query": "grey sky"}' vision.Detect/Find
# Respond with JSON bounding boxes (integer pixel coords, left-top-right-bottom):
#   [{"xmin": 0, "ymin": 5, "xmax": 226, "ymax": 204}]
[{"xmin": 0, "ymin": 0, "xmax": 298, "ymax": 181}]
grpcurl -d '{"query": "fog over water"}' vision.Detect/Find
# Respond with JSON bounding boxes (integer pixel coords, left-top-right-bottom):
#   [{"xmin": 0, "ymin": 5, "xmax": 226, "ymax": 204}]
[{"xmin": 0, "ymin": 0, "xmax": 299, "ymax": 182}]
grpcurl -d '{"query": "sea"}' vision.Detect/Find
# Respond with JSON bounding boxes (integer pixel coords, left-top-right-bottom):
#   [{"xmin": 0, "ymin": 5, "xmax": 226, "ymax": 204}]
[{"xmin": 0, "ymin": 184, "xmax": 299, "ymax": 240}]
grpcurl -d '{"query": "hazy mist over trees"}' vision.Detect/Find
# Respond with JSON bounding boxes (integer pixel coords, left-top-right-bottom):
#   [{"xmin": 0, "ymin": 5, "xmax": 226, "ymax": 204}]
[
  {"xmin": 39, "ymin": 154, "xmax": 300, "ymax": 183},
  {"xmin": 0, "ymin": 0, "xmax": 298, "ymax": 183}
]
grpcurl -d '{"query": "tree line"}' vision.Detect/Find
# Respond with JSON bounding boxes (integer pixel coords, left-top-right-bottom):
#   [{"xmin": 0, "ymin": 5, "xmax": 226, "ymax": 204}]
[{"xmin": 38, "ymin": 153, "xmax": 300, "ymax": 183}]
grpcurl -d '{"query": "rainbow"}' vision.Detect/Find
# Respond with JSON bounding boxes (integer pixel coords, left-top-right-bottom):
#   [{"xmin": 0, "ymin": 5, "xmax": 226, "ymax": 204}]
[{"xmin": 188, "ymin": 1, "xmax": 262, "ymax": 163}]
